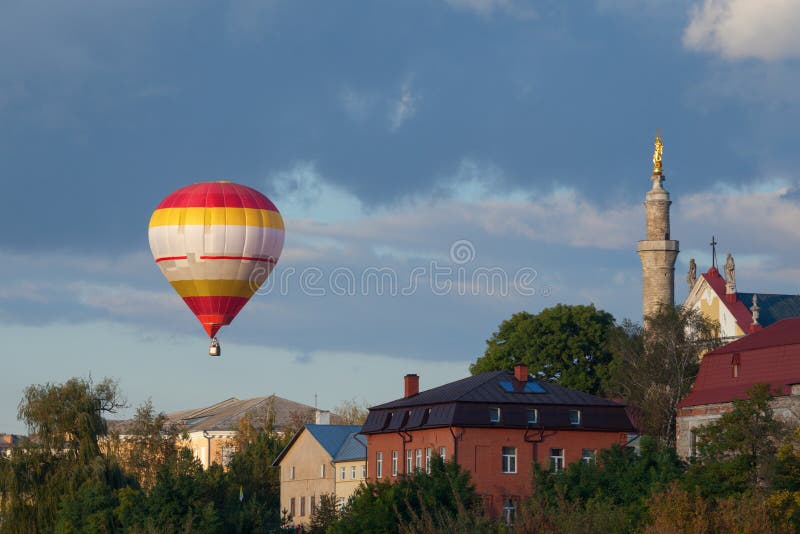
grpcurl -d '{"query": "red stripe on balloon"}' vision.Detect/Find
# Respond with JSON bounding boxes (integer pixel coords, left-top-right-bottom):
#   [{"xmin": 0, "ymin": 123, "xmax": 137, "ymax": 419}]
[
  {"xmin": 182, "ymin": 296, "xmax": 250, "ymax": 338},
  {"xmin": 199, "ymin": 255, "xmax": 277, "ymax": 263},
  {"xmin": 156, "ymin": 182, "xmax": 279, "ymax": 211},
  {"xmin": 155, "ymin": 256, "xmax": 188, "ymax": 263}
]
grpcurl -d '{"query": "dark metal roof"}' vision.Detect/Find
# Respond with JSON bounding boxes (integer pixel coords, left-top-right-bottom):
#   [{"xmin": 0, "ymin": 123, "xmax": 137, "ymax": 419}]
[
  {"xmin": 737, "ymin": 293, "xmax": 800, "ymax": 327},
  {"xmin": 371, "ymin": 370, "xmax": 621, "ymax": 409},
  {"xmin": 362, "ymin": 371, "xmax": 634, "ymax": 434}
]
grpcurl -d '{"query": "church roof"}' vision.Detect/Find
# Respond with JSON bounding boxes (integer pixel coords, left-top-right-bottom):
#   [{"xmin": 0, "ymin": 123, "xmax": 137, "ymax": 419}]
[
  {"xmin": 692, "ymin": 266, "xmax": 800, "ymax": 334},
  {"xmin": 699, "ymin": 267, "xmax": 753, "ymax": 333},
  {"xmin": 678, "ymin": 317, "xmax": 800, "ymax": 408}
]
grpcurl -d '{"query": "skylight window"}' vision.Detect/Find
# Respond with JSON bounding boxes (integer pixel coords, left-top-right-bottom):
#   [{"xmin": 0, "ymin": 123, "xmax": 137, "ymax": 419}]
[{"xmin": 499, "ymin": 381, "xmax": 545, "ymax": 393}]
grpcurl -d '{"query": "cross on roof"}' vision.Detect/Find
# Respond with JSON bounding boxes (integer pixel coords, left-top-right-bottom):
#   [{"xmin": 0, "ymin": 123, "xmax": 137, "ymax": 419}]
[{"xmin": 710, "ymin": 235, "xmax": 718, "ymax": 269}]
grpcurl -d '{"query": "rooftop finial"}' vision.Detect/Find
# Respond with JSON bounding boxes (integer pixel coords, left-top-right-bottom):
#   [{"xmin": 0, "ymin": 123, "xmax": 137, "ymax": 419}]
[
  {"xmin": 751, "ymin": 294, "xmax": 760, "ymax": 326},
  {"xmin": 710, "ymin": 235, "xmax": 718, "ymax": 269},
  {"xmin": 652, "ymin": 130, "xmax": 663, "ymax": 175}
]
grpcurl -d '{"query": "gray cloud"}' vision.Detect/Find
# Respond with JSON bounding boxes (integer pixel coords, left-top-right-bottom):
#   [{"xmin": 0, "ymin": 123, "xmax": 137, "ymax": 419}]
[{"xmin": 684, "ymin": 0, "xmax": 800, "ymax": 60}]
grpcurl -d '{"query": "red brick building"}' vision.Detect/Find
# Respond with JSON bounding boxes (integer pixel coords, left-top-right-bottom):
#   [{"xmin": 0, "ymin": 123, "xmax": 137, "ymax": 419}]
[
  {"xmin": 360, "ymin": 365, "xmax": 635, "ymax": 518},
  {"xmin": 676, "ymin": 317, "xmax": 800, "ymax": 459}
]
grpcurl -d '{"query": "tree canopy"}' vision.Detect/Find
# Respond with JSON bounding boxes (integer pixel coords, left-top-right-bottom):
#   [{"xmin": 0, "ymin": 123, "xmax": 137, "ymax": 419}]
[
  {"xmin": 607, "ymin": 305, "xmax": 720, "ymax": 446},
  {"xmin": 470, "ymin": 304, "xmax": 617, "ymax": 395}
]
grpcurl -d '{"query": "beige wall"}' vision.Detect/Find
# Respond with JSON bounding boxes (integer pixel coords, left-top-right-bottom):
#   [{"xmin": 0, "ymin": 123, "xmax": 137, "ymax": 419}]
[
  {"xmin": 333, "ymin": 459, "xmax": 367, "ymax": 503},
  {"xmin": 278, "ymin": 430, "xmax": 336, "ymax": 526},
  {"xmin": 181, "ymin": 431, "xmax": 237, "ymax": 469},
  {"xmin": 276, "ymin": 430, "xmax": 367, "ymax": 526}
]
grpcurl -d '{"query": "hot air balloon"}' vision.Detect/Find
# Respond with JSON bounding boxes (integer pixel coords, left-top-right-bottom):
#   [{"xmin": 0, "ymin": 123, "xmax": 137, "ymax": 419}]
[{"xmin": 148, "ymin": 181, "xmax": 284, "ymax": 356}]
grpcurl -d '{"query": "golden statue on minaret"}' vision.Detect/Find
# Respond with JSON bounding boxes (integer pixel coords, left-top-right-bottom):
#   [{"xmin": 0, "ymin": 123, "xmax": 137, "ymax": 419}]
[{"xmin": 652, "ymin": 132, "xmax": 663, "ymax": 174}]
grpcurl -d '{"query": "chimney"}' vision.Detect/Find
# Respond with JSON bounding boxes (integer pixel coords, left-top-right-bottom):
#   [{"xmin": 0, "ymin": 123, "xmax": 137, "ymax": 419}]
[
  {"xmin": 315, "ymin": 410, "xmax": 331, "ymax": 425},
  {"xmin": 404, "ymin": 374, "xmax": 419, "ymax": 398},
  {"xmin": 514, "ymin": 364, "xmax": 528, "ymax": 382}
]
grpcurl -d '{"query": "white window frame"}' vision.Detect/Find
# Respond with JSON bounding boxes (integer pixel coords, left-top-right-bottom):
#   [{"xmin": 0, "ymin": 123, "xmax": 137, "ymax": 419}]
[
  {"xmin": 425, "ymin": 447, "xmax": 432, "ymax": 474},
  {"xmin": 376, "ymin": 451, "xmax": 383, "ymax": 478},
  {"xmin": 340, "ymin": 466, "xmax": 346, "ymax": 480},
  {"xmin": 489, "ymin": 407, "xmax": 501, "ymax": 423},
  {"xmin": 439, "ymin": 446, "xmax": 446, "ymax": 461},
  {"xmin": 550, "ymin": 448, "xmax": 565, "ymax": 472},
  {"xmin": 415, "ymin": 448, "xmax": 422, "ymax": 470},
  {"xmin": 361, "ymin": 464, "xmax": 366, "ymax": 478},
  {"xmin": 527, "ymin": 408, "xmax": 538, "ymax": 425},
  {"xmin": 502, "ymin": 447, "xmax": 517, "ymax": 474},
  {"xmin": 407, "ymin": 449, "xmax": 413, "ymax": 473},
  {"xmin": 581, "ymin": 448, "xmax": 595, "ymax": 464},
  {"xmin": 351, "ymin": 465, "xmax": 356, "ymax": 479},
  {"xmin": 503, "ymin": 498, "xmax": 517, "ymax": 526},
  {"xmin": 392, "ymin": 450, "xmax": 399, "ymax": 476},
  {"xmin": 569, "ymin": 409, "xmax": 581, "ymax": 426}
]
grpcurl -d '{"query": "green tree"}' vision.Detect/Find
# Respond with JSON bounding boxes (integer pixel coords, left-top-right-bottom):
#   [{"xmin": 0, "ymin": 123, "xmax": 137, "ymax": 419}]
[
  {"xmin": 107, "ymin": 399, "xmax": 181, "ymax": 490},
  {"xmin": 0, "ymin": 377, "xmax": 131, "ymax": 534},
  {"xmin": 608, "ymin": 306, "xmax": 719, "ymax": 446},
  {"xmin": 329, "ymin": 456, "xmax": 479, "ymax": 534},
  {"xmin": 470, "ymin": 304, "xmax": 617, "ymax": 395},
  {"xmin": 685, "ymin": 383, "xmax": 786, "ymax": 497},
  {"xmin": 532, "ymin": 437, "xmax": 684, "ymax": 525},
  {"xmin": 220, "ymin": 422, "xmax": 289, "ymax": 532},
  {"xmin": 308, "ymin": 493, "xmax": 339, "ymax": 534}
]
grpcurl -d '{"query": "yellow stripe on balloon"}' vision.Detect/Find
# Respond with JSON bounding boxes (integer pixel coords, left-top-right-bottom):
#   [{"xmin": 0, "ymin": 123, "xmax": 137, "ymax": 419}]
[
  {"xmin": 170, "ymin": 279, "xmax": 259, "ymax": 298},
  {"xmin": 149, "ymin": 207, "xmax": 285, "ymax": 230}
]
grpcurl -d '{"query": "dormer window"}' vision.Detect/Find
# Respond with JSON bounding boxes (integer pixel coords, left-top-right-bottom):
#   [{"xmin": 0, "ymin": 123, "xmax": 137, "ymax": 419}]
[
  {"xmin": 527, "ymin": 408, "xmax": 538, "ymax": 425},
  {"xmin": 569, "ymin": 409, "xmax": 581, "ymax": 426},
  {"xmin": 489, "ymin": 407, "xmax": 501, "ymax": 423}
]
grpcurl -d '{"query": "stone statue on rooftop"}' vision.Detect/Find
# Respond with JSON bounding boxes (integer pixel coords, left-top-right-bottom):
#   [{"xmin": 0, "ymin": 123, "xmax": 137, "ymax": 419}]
[
  {"xmin": 724, "ymin": 253, "xmax": 735, "ymax": 285},
  {"xmin": 687, "ymin": 258, "xmax": 697, "ymax": 290},
  {"xmin": 751, "ymin": 294, "xmax": 760, "ymax": 326}
]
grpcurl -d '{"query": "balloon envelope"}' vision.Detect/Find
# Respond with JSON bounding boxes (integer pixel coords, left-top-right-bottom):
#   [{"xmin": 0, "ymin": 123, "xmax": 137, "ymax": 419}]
[{"xmin": 148, "ymin": 181, "xmax": 284, "ymax": 338}]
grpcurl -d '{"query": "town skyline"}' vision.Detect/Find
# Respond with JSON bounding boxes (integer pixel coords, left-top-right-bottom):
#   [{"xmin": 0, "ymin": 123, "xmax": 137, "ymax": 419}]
[{"xmin": 3, "ymin": 0, "xmax": 800, "ymax": 434}]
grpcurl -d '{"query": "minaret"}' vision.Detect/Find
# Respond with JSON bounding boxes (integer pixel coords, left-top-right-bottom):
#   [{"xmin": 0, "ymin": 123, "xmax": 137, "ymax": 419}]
[{"xmin": 638, "ymin": 134, "xmax": 679, "ymax": 320}]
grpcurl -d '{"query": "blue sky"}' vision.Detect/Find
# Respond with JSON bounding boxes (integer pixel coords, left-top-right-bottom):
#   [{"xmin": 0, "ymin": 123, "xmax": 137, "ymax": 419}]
[{"xmin": 3, "ymin": 0, "xmax": 800, "ymax": 433}]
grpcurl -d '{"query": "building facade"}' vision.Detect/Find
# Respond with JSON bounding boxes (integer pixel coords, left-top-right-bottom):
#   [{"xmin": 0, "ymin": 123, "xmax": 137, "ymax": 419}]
[
  {"xmin": 109, "ymin": 395, "xmax": 320, "ymax": 469},
  {"xmin": 272, "ymin": 425, "xmax": 366, "ymax": 527},
  {"xmin": 676, "ymin": 318, "xmax": 800, "ymax": 458},
  {"xmin": 361, "ymin": 367, "xmax": 635, "ymax": 518}
]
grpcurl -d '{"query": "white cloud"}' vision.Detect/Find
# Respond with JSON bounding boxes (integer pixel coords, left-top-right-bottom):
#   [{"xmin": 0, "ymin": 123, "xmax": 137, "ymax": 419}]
[
  {"xmin": 444, "ymin": 0, "xmax": 537, "ymax": 19},
  {"xmin": 389, "ymin": 81, "xmax": 420, "ymax": 132},
  {"xmin": 684, "ymin": 0, "xmax": 800, "ymax": 60},
  {"xmin": 268, "ymin": 160, "xmax": 363, "ymax": 223},
  {"xmin": 276, "ymin": 160, "xmax": 642, "ymax": 262}
]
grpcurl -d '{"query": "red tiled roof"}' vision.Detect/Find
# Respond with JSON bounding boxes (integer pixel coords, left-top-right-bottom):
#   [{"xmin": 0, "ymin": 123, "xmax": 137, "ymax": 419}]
[
  {"xmin": 700, "ymin": 267, "xmax": 754, "ymax": 334},
  {"xmin": 677, "ymin": 317, "xmax": 800, "ymax": 408}
]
